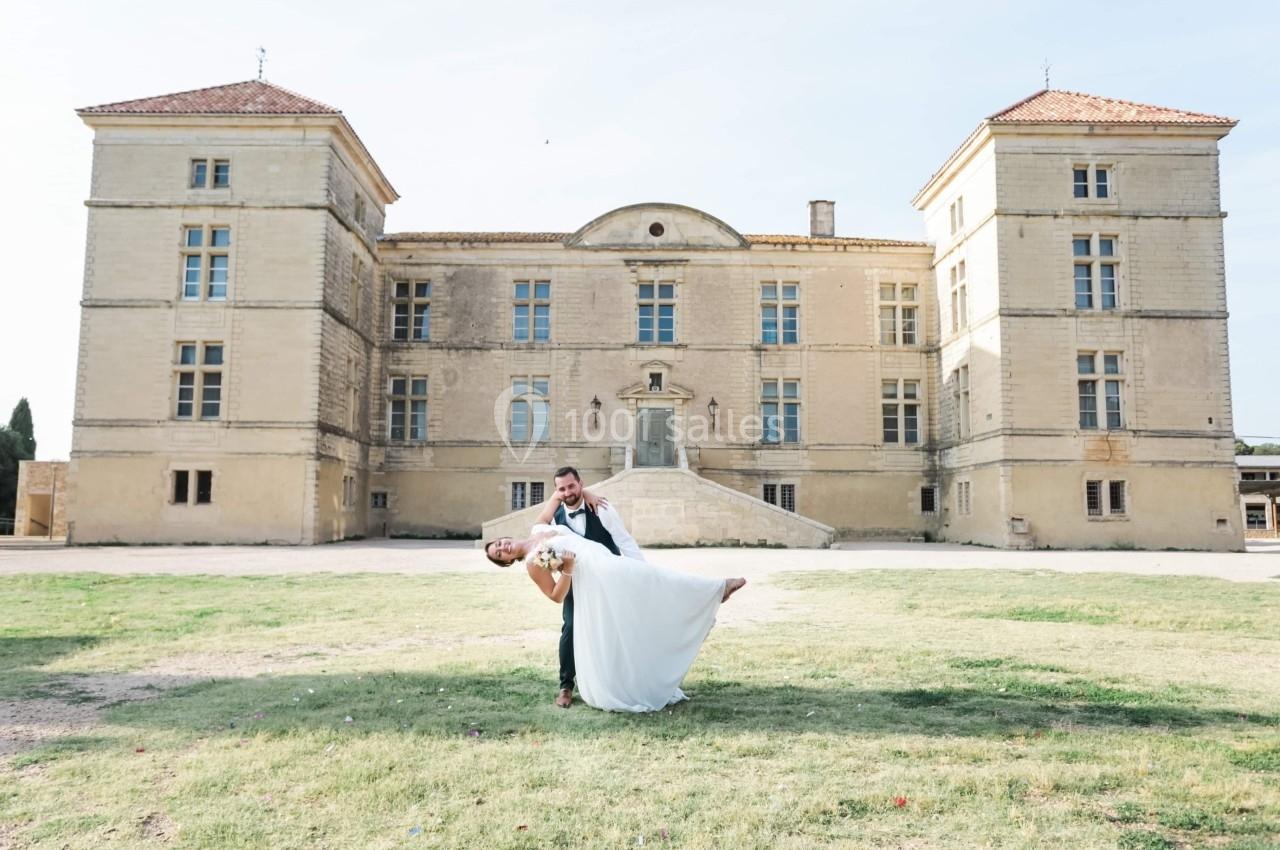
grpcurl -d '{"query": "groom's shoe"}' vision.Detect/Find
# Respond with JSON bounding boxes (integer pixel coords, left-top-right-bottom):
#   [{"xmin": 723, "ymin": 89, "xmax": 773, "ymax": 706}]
[{"xmin": 555, "ymin": 688, "xmax": 573, "ymax": 708}]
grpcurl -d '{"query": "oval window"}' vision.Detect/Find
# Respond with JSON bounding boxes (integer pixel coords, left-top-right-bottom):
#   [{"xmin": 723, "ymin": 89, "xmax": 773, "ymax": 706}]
[{"xmin": 648, "ymin": 222, "xmax": 665, "ymax": 237}]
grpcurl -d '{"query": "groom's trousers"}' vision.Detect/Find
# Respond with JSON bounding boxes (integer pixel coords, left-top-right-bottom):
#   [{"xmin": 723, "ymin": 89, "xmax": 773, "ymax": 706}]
[{"xmin": 559, "ymin": 588, "xmax": 575, "ymax": 691}]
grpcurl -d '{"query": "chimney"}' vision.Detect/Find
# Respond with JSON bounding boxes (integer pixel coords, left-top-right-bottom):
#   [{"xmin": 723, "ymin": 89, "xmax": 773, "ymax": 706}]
[{"xmin": 808, "ymin": 200, "xmax": 835, "ymax": 238}]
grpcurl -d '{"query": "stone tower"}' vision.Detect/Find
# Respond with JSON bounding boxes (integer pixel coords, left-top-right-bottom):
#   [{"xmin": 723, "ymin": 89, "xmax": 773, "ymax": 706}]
[
  {"xmin": 912, "ymin": 89, "xmax": 1242, "ymax": 549},
  {"xmin": 69, "ymin": 81, "xmax": 397, "ymax": 543}
]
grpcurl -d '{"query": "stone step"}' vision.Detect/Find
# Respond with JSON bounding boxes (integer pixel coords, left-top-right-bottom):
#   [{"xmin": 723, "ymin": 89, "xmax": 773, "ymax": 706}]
[{"xmin": 483, "ymin": 467, "xmax": 833, "ymax": 548}]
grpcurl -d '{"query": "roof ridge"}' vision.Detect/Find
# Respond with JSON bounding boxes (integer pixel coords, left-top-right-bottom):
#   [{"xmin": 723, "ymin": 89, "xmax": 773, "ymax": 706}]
[
  {"xmin": 78, "ymin": 79, "xmax": 341, "ymax": 115},
  {"xmin": 1046, "ymin": 88, "xmax": 1230, "ymax": 122}
]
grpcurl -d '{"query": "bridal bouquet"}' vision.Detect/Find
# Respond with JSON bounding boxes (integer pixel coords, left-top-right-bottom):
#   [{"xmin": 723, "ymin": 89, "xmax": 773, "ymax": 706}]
[{"xmin": 527, "ymin": 541, "xmax": 565, "ymax": 573}]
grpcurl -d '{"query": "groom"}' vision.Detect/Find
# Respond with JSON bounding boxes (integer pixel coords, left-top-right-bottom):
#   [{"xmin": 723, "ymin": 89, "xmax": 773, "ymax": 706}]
[{"xmin": 537, "ymin": 465, "xmax": 644, "ymax": 708}]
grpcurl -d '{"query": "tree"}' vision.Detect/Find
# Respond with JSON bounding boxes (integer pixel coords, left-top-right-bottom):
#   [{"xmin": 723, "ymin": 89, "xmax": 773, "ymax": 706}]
[
  {"xmin": 1253, "ymin": 443, "xmax": 1280, "ymax": 456},
  {"xmin": 8, "ymin": 398, "xmax": 34, "ymax": 458},
  {"xmin": 0, "ymin": 427, "xmax": 25, "ymax": 523},
  {"xmin": 1235, "ymin": 439, "xmax": 1253, "ymax": 456}
]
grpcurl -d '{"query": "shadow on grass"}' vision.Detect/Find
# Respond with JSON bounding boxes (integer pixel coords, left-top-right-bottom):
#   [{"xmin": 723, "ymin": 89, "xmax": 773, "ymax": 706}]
[
  {"xmin": 92, "ymin": 668, "xmax": 1277, "ymax": 741},
  {"xmin": 0, "ymin": 635, "xmax": 101, "ymax": 668}
]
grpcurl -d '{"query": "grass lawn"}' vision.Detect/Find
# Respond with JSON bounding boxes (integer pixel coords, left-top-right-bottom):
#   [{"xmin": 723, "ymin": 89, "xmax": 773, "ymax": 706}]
[{"xmin": 1, "ymin": 567, "xmax": 1278, "ymax": 849}]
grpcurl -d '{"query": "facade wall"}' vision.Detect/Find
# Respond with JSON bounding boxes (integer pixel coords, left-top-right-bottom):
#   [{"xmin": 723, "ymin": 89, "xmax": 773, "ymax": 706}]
[{"xmin": 14, "ymin": 462, "xmax": 70, "ymax": 537}]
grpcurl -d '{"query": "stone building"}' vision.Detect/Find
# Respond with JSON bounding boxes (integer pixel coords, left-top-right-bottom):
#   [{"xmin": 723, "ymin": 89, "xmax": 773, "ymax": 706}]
[
  {"xmin": 13, "ymin": 461, "xmax": 69, "ymax": 538},
  {"xmin": 66, "ymin": 80, "xmax": 1245, "ymax": 550},
  {"xmin": 1238, "ymin": 456, "xmax": 1280, "ymax": 538}
]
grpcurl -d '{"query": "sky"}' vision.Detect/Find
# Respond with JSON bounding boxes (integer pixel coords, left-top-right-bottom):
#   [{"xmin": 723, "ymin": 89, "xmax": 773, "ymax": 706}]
[{"xmin": 1, "ymin": 0, "xmax": 1277, "ymax": 459}]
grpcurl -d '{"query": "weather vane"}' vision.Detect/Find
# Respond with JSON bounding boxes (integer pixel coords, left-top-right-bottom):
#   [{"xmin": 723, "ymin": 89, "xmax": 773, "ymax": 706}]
[
  {"xmin": 257, "ymin": 47, "xmax": 267, "ymax": 81},
  {"xmin": 1042, "ymin": 58, "xmax": 1051, "ymax": 89}
]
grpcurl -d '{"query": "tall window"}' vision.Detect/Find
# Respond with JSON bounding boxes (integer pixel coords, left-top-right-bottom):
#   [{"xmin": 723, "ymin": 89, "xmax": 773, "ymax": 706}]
[
  {"xmin": 392, "ymin": 281, "xmax": 431, "ymax": 341},
  {"xmin": 949, "ymin": 196, "xmax": 965, "ymax": 235},
  {"xmin": 1072, "ymin": 235, "xmax": 1119, "ymax": 310},
  {"xmin": 949, "ymin": 261, "xmax": 967, "ymax": 332},
  {"xmin": 761, "ymin": 282, "xmax": 800, "ymax": 344},
  {"xmin": 637, "ymin": 274, "xmax": 676, "ymax": 343},
  {"xmin": 879, "ymin": 283, "xmax": 919, "ymax": 345},
  {"xmin": 510, "ymin": 377, "xmax": 550, "ymax": 443},
  {"xmin": 514, "ymin": 281, "xmax": 551, "ymax": 342},
  {"xmin": 1077, "ymin": 352, "xmax": 1124, "ymax": 430},
  {"xmin": 181, "ymin": 226, "xmax": 230, "ymax": 301},
  {"xmin": 388, "ymin": 376, "xmax": 428, "ymax": 441},
  {"xmin": 951, "ymin": 365, "xmax": 970, "ymax": 440},
  {"xmin": 920, "ymin": 486, "xmax": 938, "ymax": 514},
  {"xmin": 1085, "ymin": 479, "xmax": 1127, "ymax": 516},
  {"xmin": 174, "ymin": 342, "xmax": 223, "ymax": 420},
  {"xmin": 956, "ymin": 480, "xmax": 972, "ymax": 515},
  {"xmin": 189, "ymin": 158, "xmax": 229, "ymax": 189},
  {"xmin": 346, "ymin": 356, "xmax": 362, "ymax": 434},
  {"xmin": 761, "ymin": 379, "xmax": 800, "ymax": 444},
  {"xmin": 1072, "ymin": 165, "xmax": 1111, "ymax": 199},
  {"xmin": 882, "ymin": 379, "xmax": 921, "ymax": 445}
]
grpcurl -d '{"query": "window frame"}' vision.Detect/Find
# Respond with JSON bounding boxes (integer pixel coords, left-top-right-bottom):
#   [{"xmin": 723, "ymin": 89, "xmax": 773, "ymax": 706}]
[
  {"xmin": 879, "ymin": 282, "xmax": 920, "ymax": 346},
  {"xmin": 1084, "ymin": 478, "xmax": 1130, "ymax": 520},
  {"xmin": 189, "ymin": 157, "xmax": 230, "ymax": 190},
  {"xmin": 391, "ymin": 280, "xmax": 431, "ymax": 342},
  {"xmin": 1077, "ymin": 351, "xmax": 1125, "ymax": 431},
  {"xmin": 636, "ymin": 274, "xmax": 677, "ymax": 344},
  {"xmin": 1072, "ymin": 234, "xmax": 1120, "ymax": 311},
  {"xmin": 881, "ymin": 378, "xmax": 923, "ymax": 446},
  {"xmin": 387, "ymin": 375, "xmax": 429, "ymax": 442},
  {"xmin": 513, "ymin": 280, "xmax": 552, "ymax": 343},
  {"xmin": 760, "ymin": 281, "xmax": 800, "ymax": 345},
  {"xmin": 180, "ymin": 225, "xmax": 231, "ymax": 301},
  {"xmin": 174, "ymin": 341, "xmax": 224, "ymax": 421},
  {"xmin": 509, "ymin": 375, "xmax": 551, "ymax": 444},
  {"xmin": 1071, "ymin": 163, "xmax": 1114, "ymax": 201},
  {"xmin": 760, "ymin": 379, "xmax": 801, "ymax": 445}
]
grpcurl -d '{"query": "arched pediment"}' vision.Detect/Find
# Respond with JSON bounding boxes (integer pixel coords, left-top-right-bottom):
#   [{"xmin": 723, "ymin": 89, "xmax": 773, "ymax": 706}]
[{"xmin": 565, "ymin": 203, "xmax": 748, "ymax": 250}]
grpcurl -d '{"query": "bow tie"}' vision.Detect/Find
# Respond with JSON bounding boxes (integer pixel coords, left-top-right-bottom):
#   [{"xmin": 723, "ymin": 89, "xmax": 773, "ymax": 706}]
[{"xmin": 567, "ymin": 508, "xmax": 587, "ymax": 518}]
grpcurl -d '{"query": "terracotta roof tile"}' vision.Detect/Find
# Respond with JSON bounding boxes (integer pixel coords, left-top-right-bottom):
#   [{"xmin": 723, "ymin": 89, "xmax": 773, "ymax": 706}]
[
  {"xmin": 744, "ymin": 234, "xmax": 927, "ymax": 248},
  {"xmin": 78, "ymin": 80, "xmax": 340, "ymax": 115},
  {"xmin": 988, "ymin": 89, "xmax": 1235, "ymax": 126},
  {"xmin": 381, "ymin": 232, "xmax": 926, "ymax": 248},
  {"xmin": 381, "ymin": 232, "xmax": 571, "ymax": 243}
]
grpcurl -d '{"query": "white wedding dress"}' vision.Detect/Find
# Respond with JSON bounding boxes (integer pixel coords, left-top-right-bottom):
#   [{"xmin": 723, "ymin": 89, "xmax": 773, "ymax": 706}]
[{"xmin": 532, "ymin": 523, "xmax": 727, "ymax": 713}]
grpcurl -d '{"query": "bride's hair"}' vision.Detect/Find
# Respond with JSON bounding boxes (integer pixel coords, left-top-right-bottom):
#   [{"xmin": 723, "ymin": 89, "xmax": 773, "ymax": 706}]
[{"xmin": 483, "ymin": 539, "xmax": 515, "ymax": 567}]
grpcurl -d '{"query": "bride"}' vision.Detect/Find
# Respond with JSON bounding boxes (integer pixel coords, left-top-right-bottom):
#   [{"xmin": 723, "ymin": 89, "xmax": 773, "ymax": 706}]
[{"xmin": 484, "ymin": 527, "xmax": 746, "ymax": 712}]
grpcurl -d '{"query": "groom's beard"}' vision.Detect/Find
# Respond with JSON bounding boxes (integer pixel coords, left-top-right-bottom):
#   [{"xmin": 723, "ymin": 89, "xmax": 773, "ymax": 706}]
[{"xmin": 562, "ymin": 494, "xmax": 583, "ymax": 508}]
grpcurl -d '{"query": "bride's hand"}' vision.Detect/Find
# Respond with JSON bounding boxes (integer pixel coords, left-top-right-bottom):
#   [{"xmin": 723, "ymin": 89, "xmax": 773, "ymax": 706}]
[
  {"xmin": 559, "ymin": 552, "xmax": 576, "ymax": 575},
  {"xmin": 582, "ymin": 489, "xmax": 610, "ymax": 512}
]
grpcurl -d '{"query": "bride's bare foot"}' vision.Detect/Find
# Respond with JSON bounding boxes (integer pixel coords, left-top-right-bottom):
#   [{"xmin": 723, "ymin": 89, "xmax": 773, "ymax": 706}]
[{"xmin": 721, "ymin": 578, "xmax": 747, "ymax": 602}]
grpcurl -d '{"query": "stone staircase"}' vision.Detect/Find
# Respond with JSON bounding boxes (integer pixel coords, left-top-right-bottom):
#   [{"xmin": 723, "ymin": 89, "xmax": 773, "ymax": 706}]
[
  {"xmin": 481, "ymin": 467, "xmax": 833, "ymax": 548},
  {"xmin": 0, "ymin": 536, "xmax": 68, "ymax": 550}
]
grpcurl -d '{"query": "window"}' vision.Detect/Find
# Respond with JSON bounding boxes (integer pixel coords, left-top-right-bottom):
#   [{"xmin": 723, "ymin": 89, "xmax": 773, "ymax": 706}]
[
  {"xmin": 513, "ymin": 280, "xmax": 551, "ymax": 342},
  {"xmin": 172, "ymin": 470, "xmax": 189, "ymax": 504},
  {"xmin": 174, "ymin": 341, "xmax": 224, "ymax": 420},
  {"xmin": 189, "ymin": 158, "xmax": 229, "ymax": 189},
  {"xmin": 388, "ymin": 376, "xmax": 428, "ymax": 441},
  {"xmin": 172, "ymin": 469, "xmax": 214, "ymax": 505},
  {"xmin": 391, "ymin": 281, "xmax": 431, "ymax": 342},
  {"xmin": 761, "ymin": 379, "xmax": 800, "ymax": 444},
  {"xmin": 920, "ymin": 486, "xmax": 938, "ymax": 514},
  {"xmin": 1072, "ymin": 165, "xmax": 1111, "ymax": 199},
  {"xmin": 881, "ymin": 379, "xmax": 922, "ymax": 445},
  {"xmin": 949, "ymin": 196, "xmax": 964, "ymax": 235},
  {"xmin": 509, "ymin": 481, "xmax": 545, "ymax": 511},
  {"xmin": 1245, "ymin": 504, "xmax": 1267, "ymax": 530},
  {"xmin": 1077, "ymin": 352, "xmax": 1123, "ymax": 430},
  {"xmin": 181, "ymin": 225, "xmax": 230, "ymax": 300},
  {"xmin": 342, "ymin": 474, "xmax": 356, "ymax": 509},
  {"xmin": 956, "ymin": 480, "xmax": 972, "ymax": 516},
  {"xmin": 353, "ymin": 192, "xmax": 366, "ymax": 228},
  {"xmin": 879, "ymin": 283, "xmax": 919, "ymax": 346},
  {"xmin": 195, "ymin": 470, "xmax": 213, "ymax": 504},
  {"xmin": 951, "ymin": 365, "xmax": 970, "ymax": 441},
  {"xmin": 509, "ymin": 376, "xmax": 550, "ymax": 443},
  {"xmin": 1072, "ymin": 235, "xmax": 1119, "ymax": 310},
  {"xmin": 762, "ymin": 483, "xmax": 795, "ymax": 511},
  {"xmin": 371, "ymin": 491, "xmax": 389, "ymax": 510},
  {"xmin": 637, "ymin": 273, "xmax": 676, "ymax": 343},
  {"xmin": 761, "ymin": 282, "xmax": 800, "ymax": 344},
  {"xmin": 948, "ymin": 261, "xmax": 968, "ymax": 332},
  {"xmin": 648, "ymin": 372, "xmax": 663, "ymax": 392},
  {"xmin": 1086, "ymin": 479, "xmax": 1128, "ymax": 517}
]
